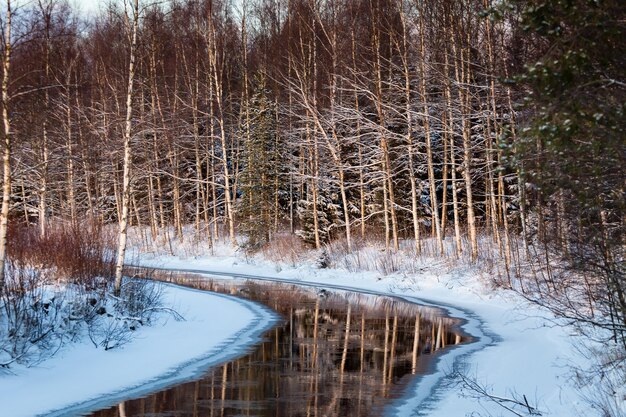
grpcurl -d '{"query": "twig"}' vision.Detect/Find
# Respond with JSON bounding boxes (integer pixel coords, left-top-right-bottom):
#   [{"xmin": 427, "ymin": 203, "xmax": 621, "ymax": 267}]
[
  {"xmin": 0, "ymin": 352, "xmax": 26, "ymax": 368},
  {"xmin": 452, "ymin": 371, "xmax": 543, "ymax": 416}
]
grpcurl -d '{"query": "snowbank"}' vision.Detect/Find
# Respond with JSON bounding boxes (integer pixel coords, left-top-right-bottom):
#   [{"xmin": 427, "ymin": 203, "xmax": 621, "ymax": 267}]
[
  {"xmin": 135, "ymin": 252, "xmax": 593, "ymax": 417},
  {"xmin": 0, "ymin": 282, "xmax": 277, "ymax": 417}
]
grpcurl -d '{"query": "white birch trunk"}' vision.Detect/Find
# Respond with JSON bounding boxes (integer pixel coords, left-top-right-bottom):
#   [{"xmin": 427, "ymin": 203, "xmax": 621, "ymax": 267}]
[
  {"xmin": 114, "ymin": 0, "xmax": 139, "ymax": 295},
  {"xmin": 0, "ymin": 0, "xmax": 12, "ymax": 294}
]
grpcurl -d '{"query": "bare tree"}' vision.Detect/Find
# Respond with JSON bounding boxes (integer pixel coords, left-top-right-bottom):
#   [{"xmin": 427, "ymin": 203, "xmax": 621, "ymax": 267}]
[
  {"xmin": 0, "ymin": 0, "xmax": 12, "ymax": 295},
  {"xmin": 114, "ymin": 0, "xmax": 140, "ymax": 295}
]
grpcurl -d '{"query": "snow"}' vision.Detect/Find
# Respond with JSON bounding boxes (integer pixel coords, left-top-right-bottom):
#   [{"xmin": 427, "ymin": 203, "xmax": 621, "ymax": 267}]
[
  {"xmin": 132, "ymin": 248, "xmax": 598, "ymax": 417},
  {"xmin": 0, "ymin": 282, "xmax": 277, "ymax": 417},
  {"xmin": 1, "ymin": 235, "xmax": 615, "ymax": 417}
]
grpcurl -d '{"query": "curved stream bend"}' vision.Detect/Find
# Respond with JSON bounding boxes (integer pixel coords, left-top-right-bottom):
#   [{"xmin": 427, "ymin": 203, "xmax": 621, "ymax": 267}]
[
  {"xmin": 45, "ymin": 285, "xmax": 279, "ymax": 417},
  {"xmin": 134, "ymin": 265, "xmax": 499, "ymax": 417}
]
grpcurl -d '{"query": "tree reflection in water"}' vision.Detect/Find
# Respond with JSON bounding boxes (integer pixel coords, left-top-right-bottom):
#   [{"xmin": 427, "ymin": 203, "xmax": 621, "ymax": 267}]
[{"xmin": 90, "ymin": 271, "xmax": 467, "ymax": 417}]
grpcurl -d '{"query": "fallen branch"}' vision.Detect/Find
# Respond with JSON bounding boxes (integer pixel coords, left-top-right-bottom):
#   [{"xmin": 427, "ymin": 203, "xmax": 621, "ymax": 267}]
[
  {"xmin": 451, "ymin": 371, "xmax": 543, "ymax": 416},
  {"xmin": 0, "ymin": 352, "xmax": 26, "ymax": 368}
]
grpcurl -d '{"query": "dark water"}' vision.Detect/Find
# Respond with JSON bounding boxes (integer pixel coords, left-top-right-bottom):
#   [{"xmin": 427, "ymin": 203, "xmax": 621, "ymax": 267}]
[{"xmin": 88, "ymin": 271, "xmax": 467, "ymax": 417}]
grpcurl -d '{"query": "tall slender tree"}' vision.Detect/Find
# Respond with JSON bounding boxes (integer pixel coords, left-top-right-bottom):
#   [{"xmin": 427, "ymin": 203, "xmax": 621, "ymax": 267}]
[
  {"xmin": 114, "ymin": 0, "xmax": 140, "ymax": 295},
  {"xmin": 0, "ymin": 0, "xmax": 12, "ymax": 295}
]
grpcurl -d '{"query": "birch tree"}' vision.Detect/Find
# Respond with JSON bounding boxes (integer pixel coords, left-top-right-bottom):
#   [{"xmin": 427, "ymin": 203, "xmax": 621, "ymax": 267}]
[
  {"xmin": 114, "ymin": 0, "xmax": 140, "ymax": 295},
  {"xmin": 0, "ymin": 0, "xmax": 12, "ymax": 294}
]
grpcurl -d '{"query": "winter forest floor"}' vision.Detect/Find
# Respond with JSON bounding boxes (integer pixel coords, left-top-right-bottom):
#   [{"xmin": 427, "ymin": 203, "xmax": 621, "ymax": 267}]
[{"xmin": 1, "ymin": 229, "xmax": 623, "ymax": 417}]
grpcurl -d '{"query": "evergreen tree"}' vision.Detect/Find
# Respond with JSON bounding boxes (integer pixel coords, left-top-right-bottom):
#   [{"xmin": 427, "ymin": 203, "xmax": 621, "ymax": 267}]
[
  {"xmin": 296, "ymin": 193, "xmax": 338, "ymax": 247},
  {"xmin": 512, "ymin": 0, "xmax": 625, "ymax": 344},
  {"xmin": 239, "ymin": 76, "xmax": 279, "ymax": 250}
]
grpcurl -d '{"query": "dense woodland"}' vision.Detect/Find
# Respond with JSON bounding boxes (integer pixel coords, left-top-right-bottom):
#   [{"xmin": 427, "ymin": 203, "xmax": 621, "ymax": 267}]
[{"xmin": 0, "ymin": 0, "xmax": 624, "ymax": 383}]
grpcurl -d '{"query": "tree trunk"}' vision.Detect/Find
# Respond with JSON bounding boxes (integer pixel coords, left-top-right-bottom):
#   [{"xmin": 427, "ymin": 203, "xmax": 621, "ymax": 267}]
[
  {"xmin": 398, "ymin": 5, "xmax": 421, "ymax": 253},
  {"xmin": 65, "ymin": 68, "xmax": 77, "ymax": 224},
  {"xmin": 451, "ymin": 26, "xmax": 478, "ymax": 260},
  {"xmin": 114, "ymin": 0, "xmax": 140, "ymax": 295},
  {"xmin": 0, "ymin": 0, "xmax": 12, "ymax": 295},
  {"xmin": 418, "ymin": 9, "xmax": 443, "ymax": 255},
  {"xmin": 372, "ymin": 13, "xmax": 398, "ymax": 250},
  {"xmin": 444, "ymin": 48, "xmax": 462, "ymax": 258},
  {"xmin": 207, "ymin": 12, "xmax": 236, "ymax": 246}
]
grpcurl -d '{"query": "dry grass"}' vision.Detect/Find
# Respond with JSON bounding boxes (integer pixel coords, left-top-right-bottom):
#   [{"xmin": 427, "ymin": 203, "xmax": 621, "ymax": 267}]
[
  {"xmin": 260, "ymin": 233, "xmax": 307, "ymax": 267},
  {"xmin": 0, "ymin": 220, "xmax": 161, "ymax": 366},
  {"xmin": 7, "ymin": 220, "xmax": 116, "ymax": 286}
]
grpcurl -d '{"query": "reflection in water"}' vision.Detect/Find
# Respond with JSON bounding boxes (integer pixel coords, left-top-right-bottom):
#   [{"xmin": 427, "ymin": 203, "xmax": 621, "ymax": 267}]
[{"xmin": 89, "ymin": 271, "xmax": 466, "ymax": 417}]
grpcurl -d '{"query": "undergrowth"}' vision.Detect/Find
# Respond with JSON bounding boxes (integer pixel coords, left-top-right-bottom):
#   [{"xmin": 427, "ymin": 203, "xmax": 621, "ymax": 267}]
[{"xmin": 0, "ymin": 220, "xmax": 166, "ymax": 369}]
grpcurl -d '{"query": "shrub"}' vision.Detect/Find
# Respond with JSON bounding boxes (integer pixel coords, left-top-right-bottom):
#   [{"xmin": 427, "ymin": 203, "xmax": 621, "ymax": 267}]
[
  {"xmin": 0, "ymin": 220, "xmax": 164, "ymax": 367},
  {"xmin": 7, "ymin": 220, "xmax": 116, "ymax": 286}
]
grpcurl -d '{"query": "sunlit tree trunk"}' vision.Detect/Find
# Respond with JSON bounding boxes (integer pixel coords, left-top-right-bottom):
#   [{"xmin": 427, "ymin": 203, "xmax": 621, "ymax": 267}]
[
  {"xmin": 114, "ymin": 0, "xmax": 140, "ymax": 295},
  {"xmin": 350, "ymin": 29, "xmax": 367, "ymax": 240},
  {"xmin": 443, "ymin": 43, "xmax": 463, "ymax": 258},
  {"xmin": 326, "ymin": 1, "xmax": 352, "ymax": 251},
  {"xmin": 451, "ymin": 23, "xmax": 478, "ymax": 260},
  {"xmin": 484, "ymin": 0, "xmax": 512, "ymax": 270},
  {"xmin": 38, "ymin": 0, "xmax": 52, "ymax": 237},
  {"xmin": 0, "ymin": 0, "xmax": 12, "ymax": 294},
  {"xmin": 398, "ymin": 5, "xmax": 421, "ymax": 253},
  {"xmin": 371, "ymin": 6, "xmax": 398, "ymax": 250},
  {"xmin": 206, "ymin": 7, "xmax": 236, "ymax": 246},
  {"xmin": 77, "ymin": 87, "xmax": 94, "ymax": 217},
  {"xmin": 418, "ymin": 7, "xmax": 443, "ymax": 255}
]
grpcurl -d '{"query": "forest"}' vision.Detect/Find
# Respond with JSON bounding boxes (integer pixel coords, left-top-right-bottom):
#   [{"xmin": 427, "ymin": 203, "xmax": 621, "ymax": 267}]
[{"xmin": 0, "ymin": 0, "xmax": 624, "ymax": 413}]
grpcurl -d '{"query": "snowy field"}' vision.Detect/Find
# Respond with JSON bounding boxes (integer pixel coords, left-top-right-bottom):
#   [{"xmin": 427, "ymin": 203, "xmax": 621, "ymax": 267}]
[
  {"xmin": 133, "ymin": 248, "xmax": 600, "ymax": 417},
  {"xmin": 0, "ymin": 282, "xmax": 277, "ymax": 417}
]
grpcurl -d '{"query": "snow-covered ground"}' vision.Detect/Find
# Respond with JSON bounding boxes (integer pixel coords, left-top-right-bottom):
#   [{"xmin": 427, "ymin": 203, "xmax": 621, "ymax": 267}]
[
  {"xmin": 133, "ymin": 247, "xmax": 601, "ymax": 417},
  {"xmin": 2, "ymin": 232, "xmax": 618, "ymax": 417},
  {"xmin": 0, "ymin": 282, "xmax": 277, "ymax": 417}
]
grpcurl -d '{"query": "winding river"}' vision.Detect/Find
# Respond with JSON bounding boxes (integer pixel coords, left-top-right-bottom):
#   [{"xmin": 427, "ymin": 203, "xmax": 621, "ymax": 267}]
[{"xmin": 85, "ymin": 267, "xmax": 477, "ymax": 417}]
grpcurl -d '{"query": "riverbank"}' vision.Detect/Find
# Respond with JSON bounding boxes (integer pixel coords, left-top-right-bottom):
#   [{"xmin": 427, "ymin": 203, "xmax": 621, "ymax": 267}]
[
  {"xmin": 1, "ymin": 236, "xmax": 616, "ymax": 417},
  {"xmin": 133, "ymin": 246, "xmax": 604, "ymax": 417},
  {"xmin": 0, "ymin": 282, "xmax": 277, "ymax": 417}
]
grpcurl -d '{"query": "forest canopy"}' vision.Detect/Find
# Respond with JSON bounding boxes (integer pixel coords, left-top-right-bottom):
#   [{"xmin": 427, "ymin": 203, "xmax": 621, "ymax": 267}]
[{"xmin": 0, "ymin": 0, "xmax": 623, "ymax": 353}]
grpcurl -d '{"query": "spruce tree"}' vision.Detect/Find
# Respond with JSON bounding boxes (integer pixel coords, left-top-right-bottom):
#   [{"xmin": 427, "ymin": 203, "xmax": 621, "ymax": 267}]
[
  {"xmin": 512, "ymin": 0, "xmax": 625, "ymax": 344},
  {"xmin": 239, "ymin": 76, "xmax": 279, "ymax": 250}
]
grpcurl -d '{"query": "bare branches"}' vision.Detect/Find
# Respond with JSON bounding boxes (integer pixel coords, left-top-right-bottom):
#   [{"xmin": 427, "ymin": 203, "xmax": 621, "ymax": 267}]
[{"xmin": 450, "ymin": 370, "xmax": 543, "ymax": 417}]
